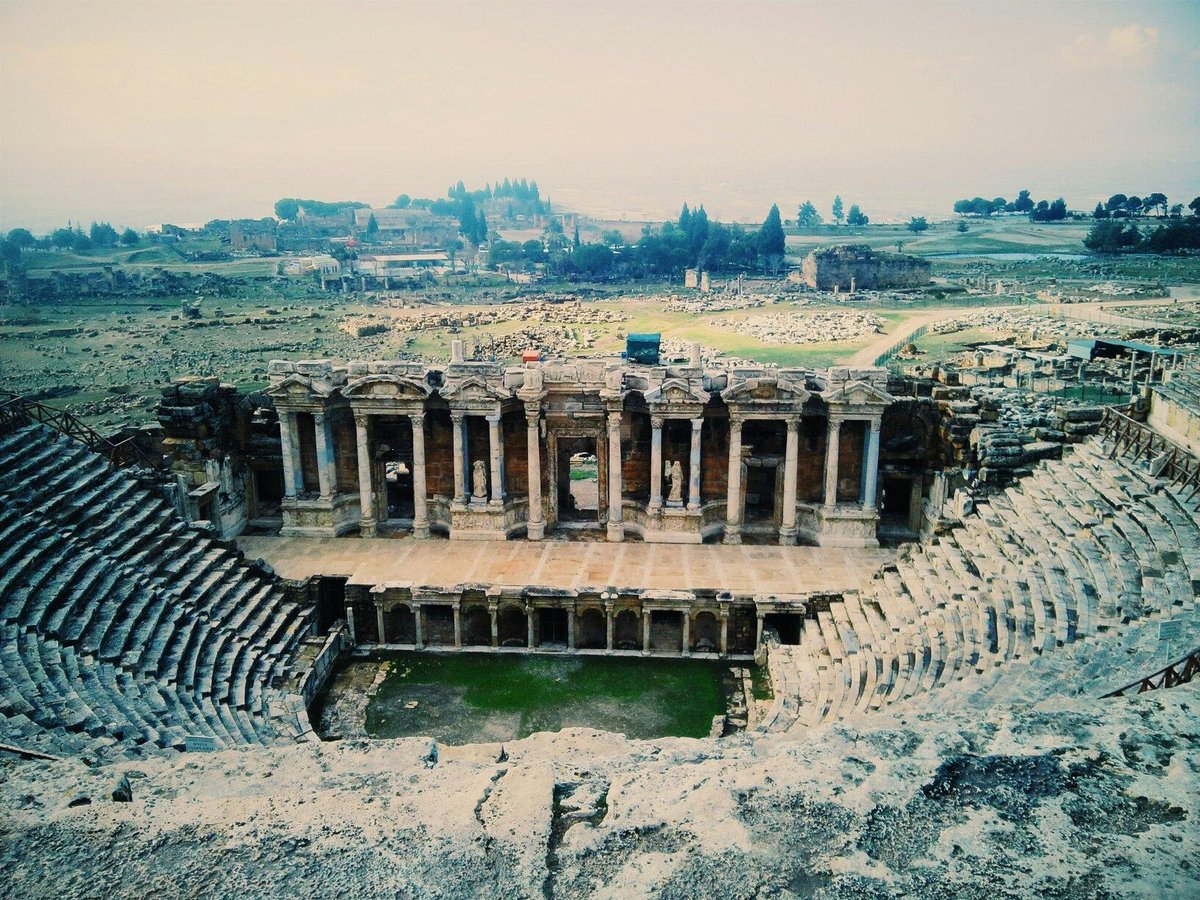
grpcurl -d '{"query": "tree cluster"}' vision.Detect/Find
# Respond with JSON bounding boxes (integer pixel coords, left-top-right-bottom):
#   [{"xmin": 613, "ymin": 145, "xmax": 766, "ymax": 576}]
[
  {"xmin": 1083, "ymin": 216, "xmax": 1200, "ymax": 254},
  {"xmin": 1, "ymin": 223, "xmax": 140, "ymax": 269},
  {"xmin": 952, "ymin": 190, "xmax": 1035, "ymax": 217},
  {"xmin": 1092, "ymin": 193, "xmax": 1192, "ymax": 219}
]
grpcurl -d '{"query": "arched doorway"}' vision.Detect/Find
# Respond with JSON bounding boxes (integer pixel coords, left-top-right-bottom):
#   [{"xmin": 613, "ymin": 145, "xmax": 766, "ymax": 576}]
[
  {"xmin": 462, "ymin": 606, "xmax": 491, "ymax": 646},
  {"xmin": 497, "ymin": 605, "xmax": 528, "ymax": 648},
  {"xmin": 577, "ymin": 608, "xmax": 606, "ymax": 649},
  {"xmin": 613, "ymin": 609, "xmax": 640, "ymax": 650},
  {"xmin": 693, "ymin": 611, "xmax": 720, "ymax": 653},
  {"xmin": 383, "ymin": 604, "xmax": 416, "ymax": 644}
]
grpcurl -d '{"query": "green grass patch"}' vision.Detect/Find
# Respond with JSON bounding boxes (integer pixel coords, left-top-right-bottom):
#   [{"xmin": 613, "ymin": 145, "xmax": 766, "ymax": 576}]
[{"xmin": 365, "ymin": 652, "xmax": 730, "ymax": 743}]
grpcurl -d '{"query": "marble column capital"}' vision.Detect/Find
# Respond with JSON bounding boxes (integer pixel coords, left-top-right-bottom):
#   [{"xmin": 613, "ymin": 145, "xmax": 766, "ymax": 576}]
[
  {"xmin": 410, "ymin": 411, "xmax": 426, "ymax": 427},
  {"xmin": 607, "ymin": 412, "xmax": 622, "ymax": 432},
  {"xmin": 450, "ymin": 412, "xmax": 466, "ymax": 426},
  {"xmin": 786, "ymin": 417, "xmax": 801, "ymax": 434},
  {"xmin": 690, "ymin": 417, "xmax": 703, "ymax": 430},
  {"xmin": 650, "ymin": 415, "xmax": 665, "ymax": 430},
  {"xmin": 354, "ymin": 413, "xmax": 369, "ymax": 429},
  {"xmin": 485, "ymin": 413, "xmax": 501, "ymax": 425}
]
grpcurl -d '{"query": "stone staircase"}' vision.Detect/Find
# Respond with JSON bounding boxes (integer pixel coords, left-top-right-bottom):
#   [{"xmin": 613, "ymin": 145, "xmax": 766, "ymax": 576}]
[
  {"xmin": 761, "ymin": 439, "xmax": 1200, "ymax": 736},
  {"xmin": 0, "ymin": 424, "xmax": 317, "ymax": 761}
]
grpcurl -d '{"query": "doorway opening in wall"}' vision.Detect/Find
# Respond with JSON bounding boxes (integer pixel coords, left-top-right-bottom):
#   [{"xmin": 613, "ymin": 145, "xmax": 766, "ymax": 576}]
[
  {"xmin": 557, "ymin": 437, "xmax": 599, "ymax": 525},
  {"xmin": 881, "ymin": 475, "xmax": 913, "ymax": 526},
  {"xmin": 383, "ymin": 460, "xmax": 415, "ymax": 521},
  {"xmin": 252, "ymin": 467, "xmax": 284, "ymax": 519},
  {"xmin": 763, "ymin": 613, "xmax": 803, "ymax": 645},
  {"xmin": 316, "ymin": 576, "xmax": 347, "ymax": 634},
  {"xmin": 538, "ymin": 608, "xmax": 569, "ymax": 647},
  {"xmin": 375, "ymin": 418, "xmax": 415, "ymax": 528},
  {"xmin": 744, "ymin": 464, "xmax": 778, "ymax": 523}
]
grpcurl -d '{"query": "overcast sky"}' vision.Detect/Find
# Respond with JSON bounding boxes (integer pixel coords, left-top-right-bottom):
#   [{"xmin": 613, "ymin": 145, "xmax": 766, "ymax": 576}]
[{"xmin": 1, "ymin": 1, "xmax": 1197, "ymax": 232}]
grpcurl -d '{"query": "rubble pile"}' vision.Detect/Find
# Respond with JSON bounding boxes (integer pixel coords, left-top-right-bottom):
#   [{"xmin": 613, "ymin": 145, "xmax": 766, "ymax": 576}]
[{"xmin": 715, "ymin": 310, "xmax": 885, "ymax": 345}]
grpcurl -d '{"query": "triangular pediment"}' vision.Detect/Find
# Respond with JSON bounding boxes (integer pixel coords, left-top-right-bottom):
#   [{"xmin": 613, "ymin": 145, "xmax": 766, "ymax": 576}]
[
  {"xmin": 342, "ymin": 374, "xmax": 430, "ymax": 400},
  {"xmin": 823, "ymin": 380, "xmax": 893, "ymax": 405},
  {"xmin": 721, "ymin": 377, "xmax": 810, "ymax": 404},
  {"xmin": 265, "ymin": 374, "xmax": 333, "ymax": 399},
  {"xmin": 440, "ymin": 375, "xmax": 510, "ymax": 401},
  {"xmin": 645, "ymin": 378, "xmax": 710, "ymax": 405}
]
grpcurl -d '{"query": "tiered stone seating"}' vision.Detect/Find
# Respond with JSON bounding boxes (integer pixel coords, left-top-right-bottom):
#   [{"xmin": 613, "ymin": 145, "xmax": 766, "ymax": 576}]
[
  {"xmin": 0, "ymin": 424, "xmax": 317, "ymax": 761},
  {"xmin": 764, "ymin": 439, "xmax": 1200, "ymax": 736}
]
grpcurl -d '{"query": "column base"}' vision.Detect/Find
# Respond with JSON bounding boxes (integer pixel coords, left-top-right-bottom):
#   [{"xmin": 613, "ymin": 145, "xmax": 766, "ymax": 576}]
[
  {"xmin": 723, "ymin": 526, "xmax": 742, "ymax": 545},
  {"xmin": 607, "ymin": 522, "xmax": 625, "ymax": 542},
  {"xmin": 778, "ymin": 526, "xmax": 797, "ymax": 546},
  {"xmin": 527, "ymin": 521, "xmax": 545, "ymax": 541},
  {"xmin": 360, "ymin": 521, "xmax": 378, "ymax": 538},
  {"xmin": 412, "ymin": 522, "xmax": 430, "ymax": 539}
]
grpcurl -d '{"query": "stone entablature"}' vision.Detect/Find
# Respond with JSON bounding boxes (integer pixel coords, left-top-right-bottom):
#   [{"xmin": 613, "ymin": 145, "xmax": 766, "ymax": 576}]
[
  {"xmin": 266, "ymin": 352, "xmax": 897, "ymax": 547},
  {"xmin": 344, "ymin": 579, "xmax": 811, "ymax": 659}
]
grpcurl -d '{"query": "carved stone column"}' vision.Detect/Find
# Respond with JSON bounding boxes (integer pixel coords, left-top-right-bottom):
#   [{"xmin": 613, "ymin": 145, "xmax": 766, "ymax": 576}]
[
  {"xmin": 756, "ymin": 613, "xmax": 765, "ymax": 651},
  {"xmin": 649, "ymin": 415, "xmax": 664, "ymax": 511},
  {"xmin": 452, "ymin": 602, "xmax": 461, "ymax": 649},
  {"xmin": 354, "ymin": 414, "xmax": 376, "ymax": 536},
  {"xmin": 604, "ymin": 600, "xmax": 614, "ymax": 654},
  {"xmin": 450, "ymin": 413, "xmax": 467, "ymax": 504},
  {"xmin": 489, "ymin": 600, "xmax": 499, "ymax": 650},
  {"xmin": 313, "ymin": 411, "xmax": 335, "ymax": 500},
  {"xmin": 862, "ymin": 418, "xmax": 881, "ymax": 512},
  {"xmin": 719, "ymin": 611, "xmax": 729, "ymax": 657},
  {"xmin": 376, "ymin": 604, "xmax": 386, "ymax": 645},
  {"xmin": 780, "ymin": 418, "xmax": 800, "ymax": 545},
  {"xmin": 724, "ymin": 416, "xmax": 743, "ymax": 544},
  {"xmin": 642, "ymin": 608, "xmax": 651, "ymax": 655},
  {"xmin": 345, "ymin": 605, "xmax": 356, "ymax": 644},
  {"xmin": 487, "ymin": 413, "xmax": 504, "ymax": 506},
  {"xmin": 567, "ymin": 605, "xmax": 576, "ymax": 651},
  {"xmin": 526, "ymin": 409, "xmax": 544, "ymax": 540},
  {"xmin": 824, "ymin": 416, "xmax": 842, "ymax": 509},
  {"xmin": 411, "ymin": 412, "xmax": 429, "ymax": 538},
  {"xmin": 681, "ymin": 612, "xmax": 691, "ymax": 657},
  {"xmin": 414, "ymin": 604, "xmax": 424, "ymax": 650},
  {"xmin": 280, "ymin": 411, "xmax": 304, "ymax": 498},
  {"xmin": 687, "ymin": 417, "xmax": 703, "ymax": 510},
  {"xmin": 606, "ymin": 412, "xmax": 624, "ymax": 542},
  {"xmin": 526, "ymin": 605, "xmax": 535, "ymax": 650}
]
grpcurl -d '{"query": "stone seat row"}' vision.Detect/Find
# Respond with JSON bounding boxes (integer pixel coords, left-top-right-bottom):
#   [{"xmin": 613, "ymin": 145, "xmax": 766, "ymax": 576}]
[
  {"xmin": 763, "ymin": 439, "xmax": 1200, "ymax": 736},
  {"xmin": 0, "ymin": 425, "xmax": 317, "ymax": 761}
]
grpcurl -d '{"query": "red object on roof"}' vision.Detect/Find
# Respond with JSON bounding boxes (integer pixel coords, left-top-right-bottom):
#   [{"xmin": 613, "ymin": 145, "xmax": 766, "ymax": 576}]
[{"xmin": 522, "ymin": 350, "xmax": 542, "ymax": 363}]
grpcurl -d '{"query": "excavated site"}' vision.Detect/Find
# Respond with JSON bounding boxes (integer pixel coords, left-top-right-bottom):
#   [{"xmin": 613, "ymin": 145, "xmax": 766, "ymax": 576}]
[{"xmin": 1, "ymin": 348, "xmax": 1199, "ymax": 898}]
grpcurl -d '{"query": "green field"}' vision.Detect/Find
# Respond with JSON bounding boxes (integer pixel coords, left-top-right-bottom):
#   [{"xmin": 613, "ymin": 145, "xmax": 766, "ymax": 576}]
[{"xmin": 363, "ymin": 652, "xmax": 731, "ymax": 743}]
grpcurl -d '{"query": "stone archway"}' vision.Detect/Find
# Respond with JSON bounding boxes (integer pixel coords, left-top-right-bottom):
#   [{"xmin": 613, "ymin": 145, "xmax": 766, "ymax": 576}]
[
  {"xmin": 577, "ymin": 608, "xmax": 606, "ymax": 649},
  {"xmin": 613, "ymin": 609, "xmax": 640, "ymax": 650},
  {"xmin": 693, "ymin": 611, "xmax": 720, "ymax": 653},
  {"xmin": 497, "ymin": 605, "xmax": 528, "ymax": 648},
  {"xmin": 383, "ymin": 604, "xmax": 416, "ymax": 644},
  {"xmin": 462, "ymin": 605, "xmax": 491, "ymax": 646}
]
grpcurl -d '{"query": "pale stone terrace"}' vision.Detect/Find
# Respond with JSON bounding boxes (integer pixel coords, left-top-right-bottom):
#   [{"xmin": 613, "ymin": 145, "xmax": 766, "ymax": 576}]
[{"xmin": 236, "ymin": 535, "xmax": 893, "ymax": 595}]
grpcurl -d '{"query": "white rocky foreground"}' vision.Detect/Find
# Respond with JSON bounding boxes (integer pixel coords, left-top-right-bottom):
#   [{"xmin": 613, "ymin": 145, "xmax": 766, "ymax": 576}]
[{"xmin": 2, "ymin": 684, "xmax": 1197, "ymax": 900}]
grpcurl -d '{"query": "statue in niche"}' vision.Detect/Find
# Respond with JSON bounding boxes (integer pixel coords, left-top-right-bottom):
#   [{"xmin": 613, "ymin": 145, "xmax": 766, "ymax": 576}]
[
  {"xmin": 471, "ymin": 460, "xmax": 488, "ymax": 501},
  {"xmin": 666, "ymin": 459, "xmax": 684, "ymax": 505}
]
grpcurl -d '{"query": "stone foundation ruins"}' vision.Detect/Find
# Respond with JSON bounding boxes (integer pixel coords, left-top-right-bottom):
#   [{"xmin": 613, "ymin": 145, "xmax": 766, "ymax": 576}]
[{"xmin": 795, "ymin": 244, "xmax": 932, "ymax": 292}]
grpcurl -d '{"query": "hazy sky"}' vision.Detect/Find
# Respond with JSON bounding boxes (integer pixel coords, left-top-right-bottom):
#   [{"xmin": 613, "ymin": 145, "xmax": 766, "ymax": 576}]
[{"xmin": 2, "ymin": 1, "xmax": 1197, "ymax": 232}]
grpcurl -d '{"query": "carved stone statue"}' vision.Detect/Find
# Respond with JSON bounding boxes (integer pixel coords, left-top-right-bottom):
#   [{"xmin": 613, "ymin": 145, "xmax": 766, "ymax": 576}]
[
  {"xmin": 667, "ymin": 460, "xmax": 684, "ymax": 505},
  {"xmin": 471, "ymin": 460, "xmax": 488, "ymax": 501}
]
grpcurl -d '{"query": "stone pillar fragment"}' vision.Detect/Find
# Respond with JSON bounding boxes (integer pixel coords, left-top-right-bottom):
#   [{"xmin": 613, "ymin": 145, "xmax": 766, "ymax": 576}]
[
  {"xmin": 280, "ymin": 412, "xmax": 304, "ymax": 498},
  {"xmin": 824, "ymin": 417, "xmax": 842, "ymax": 509},
  {"xmin": 567, "ymin": 607, "xmax": 576, "ymax": 650},
  {"xmin": 649, "ymin": 416, "xmax": 664, "ymax": 511},
  {"xmin": 453, "ymin": 603, "xmax": 461, "ymax": 649},
  {"xmin": 489, "ymin": 601, "xmax": 499, "ymax": 650},
  {"xmin": 681, "ymin": 612, "xmax": 691, "ymax": 657},
  {"xmin": 527, "ymin": 606, "xmax": 535, "ymax": 650},
  {"xmin": 376, "ymin": 605, "xmax": 386, "ymax": 645},
  {"xmin": 487, "ymin": 413, "xmax": 504, "ymax": 506},
  {"xmin": 642, "ymin": 609, "xmax": 651, "ymax": 654},
  {"xmin": 719, "ymin": 613, "xmax": 729, "ymax": 657},
  {"xmin": 607, "ymin": 412, "xmax": 624, "ymax": 542},
  {"xmin": 780, "ymin": 418, "xmax": 800, "ymax": 545},
  {"xmin": 862, "ymin": 418, "xmax": 881, "ymax": 511},
  {"xmin": 313, "ymin": 411, "xmax": 335, "ymax": 500},
  {"xmin": 414, "ymin": 605, "xmax": 424, "ymax": 650},
  {"xmin": 354, "ymin": 414, "xmax": 376, "ymax": 536},
  {"xmin": 411, "ymin": 412, "xmax": 430, "ymax": 537},
  {"xmin": 724, "ymin": 416, "xmax": 743, "ymax": 544},
  {"xmin": 451, "ymin": 413, "xmax": 467, "ymax": 503},
  {"xmin": 604, "ymin": 600, "xmax": 614, "ymax": 654},
  {"xmin": 526, "ymin": 410, "xmax": 544, "ymax": 540},
  {"xmin": 687, "ymin": 417, "xmax": 703, "ymax": 510}
]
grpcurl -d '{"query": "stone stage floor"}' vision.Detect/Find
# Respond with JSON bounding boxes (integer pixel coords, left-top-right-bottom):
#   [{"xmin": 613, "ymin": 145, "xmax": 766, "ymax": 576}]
[{"xmin": 236, "ymin": 535, "xmax": 895, "ymax": 596}]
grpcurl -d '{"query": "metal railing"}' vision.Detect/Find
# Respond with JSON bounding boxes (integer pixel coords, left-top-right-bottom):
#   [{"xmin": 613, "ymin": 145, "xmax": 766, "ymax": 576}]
[
  {"xmin": 1097, "ymin": 406, "xmax": 1200, "ymax": 501},
  {"xmin": 1103, "ymin": 647, "xmax": 1200, "ymax": 698},
  {"xmin": 0, "ymin": 390, "xmax": 159, "ymax": 469},
  {"xmin": 874, "ymin": 325, "xmax": 927, "ymax": 367}
]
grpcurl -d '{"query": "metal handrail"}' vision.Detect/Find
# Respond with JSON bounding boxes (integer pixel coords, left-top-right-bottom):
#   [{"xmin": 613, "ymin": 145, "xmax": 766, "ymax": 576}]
[
  {"xmin": 0, "ymin": 390, "xmax": 159, "ymax": 469},
  {"xmin": 1103, "ymin": 647, "xmax": 1200, "ymax": 698},
  {"xmin": 1098, "ymin": 406, "xmax": 1200, "ymax": 500}
]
